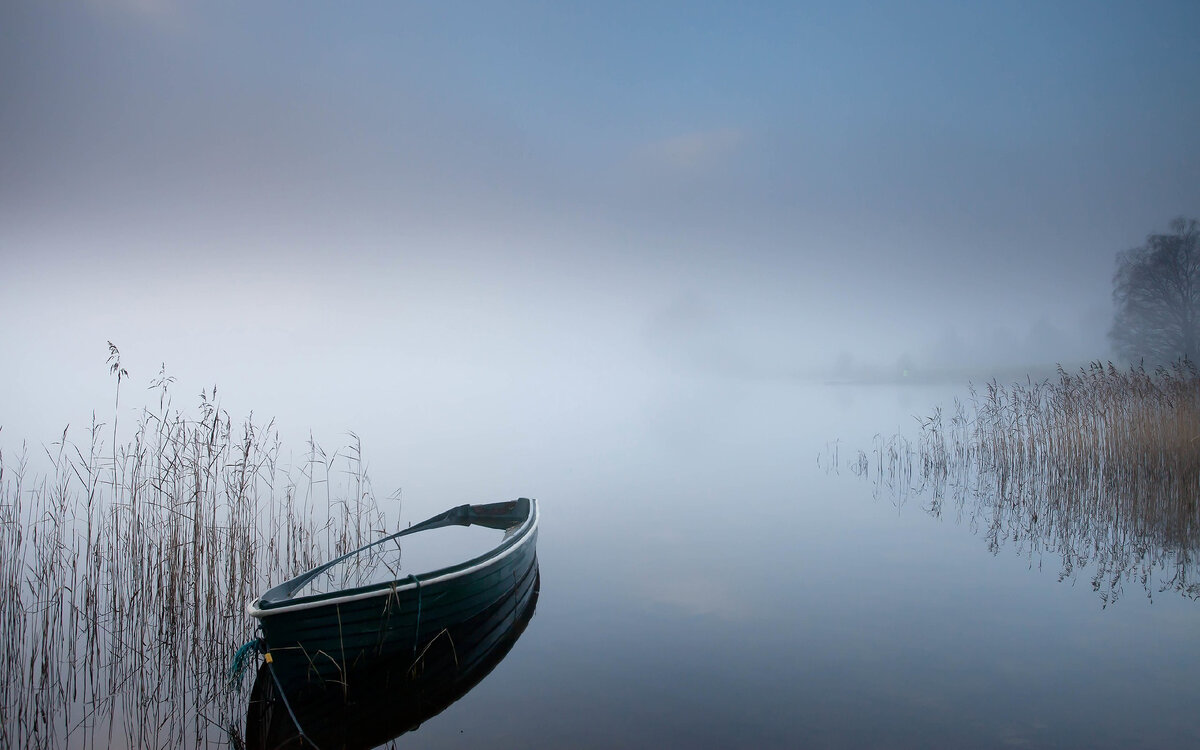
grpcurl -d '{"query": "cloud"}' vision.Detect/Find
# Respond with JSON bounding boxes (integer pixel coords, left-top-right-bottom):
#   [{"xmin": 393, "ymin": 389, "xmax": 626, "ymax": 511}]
[
  {"xmin": 638, "ymin": 128, "xmax": 744, "ymax": 170},
  {"xmin": 83, "ymin": 0, "xmax": 184, "ymax": 28},
  {"xmin": 87, "ymin": 0, "xmax": 176, "ymax": 15}
]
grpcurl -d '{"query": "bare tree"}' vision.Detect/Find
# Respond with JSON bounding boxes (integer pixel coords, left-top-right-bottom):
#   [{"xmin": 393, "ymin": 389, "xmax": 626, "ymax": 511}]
[{"xmin": 1109, "ymin": 217, "xmax": 1199, "ymax": 364}]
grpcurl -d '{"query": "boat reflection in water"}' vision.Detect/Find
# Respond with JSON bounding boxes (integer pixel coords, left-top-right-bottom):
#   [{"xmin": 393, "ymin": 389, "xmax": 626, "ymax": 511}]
[{"xmin": 245, "ymin": 560, "xmax": 539, "ymax": 749}]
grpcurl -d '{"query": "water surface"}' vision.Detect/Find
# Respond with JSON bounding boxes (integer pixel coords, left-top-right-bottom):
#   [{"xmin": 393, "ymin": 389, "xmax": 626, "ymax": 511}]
[
  {"xmin": 371, "ymin": 379, "xmax": 1199, "ymax": 749},
  {"xmin": 4, "ymin": 377, "xmax": 1198, "ymax": 749}
]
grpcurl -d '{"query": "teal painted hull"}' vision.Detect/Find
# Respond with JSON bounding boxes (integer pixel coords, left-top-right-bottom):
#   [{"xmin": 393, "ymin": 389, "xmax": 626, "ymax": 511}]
[
  {"xmin": 246, "ymin": 559, "xmax": 540, "ymax": 749},
  {"xmin": 249, "ymin": 498, "xmax": 538, "ymax": 687}
]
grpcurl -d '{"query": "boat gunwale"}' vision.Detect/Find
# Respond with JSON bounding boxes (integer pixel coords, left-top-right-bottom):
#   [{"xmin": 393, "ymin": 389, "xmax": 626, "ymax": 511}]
[{"xmin": 248, "ymin": 499, "xmax": 538, "ymax": 619}]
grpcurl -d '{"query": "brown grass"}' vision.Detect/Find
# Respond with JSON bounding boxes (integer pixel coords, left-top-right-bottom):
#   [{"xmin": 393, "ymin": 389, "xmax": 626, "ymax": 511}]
[
  {"xmin": 0, "ymin": 357, "xmax": 394, "ymax": 748},
  {"xmin": 849, "ymin": 361, "xmax": 1200, "ymax": 605}
]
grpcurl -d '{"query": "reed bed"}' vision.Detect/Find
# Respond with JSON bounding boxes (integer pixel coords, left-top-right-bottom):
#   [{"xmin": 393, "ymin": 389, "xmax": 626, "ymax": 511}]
[
  {"xmin": 0, "ymin": 363, "xmax": 395, "ymax": 749},
  {"xmin": 848, "ymin": 361, "xmax": 1200, "ymax": 605}
]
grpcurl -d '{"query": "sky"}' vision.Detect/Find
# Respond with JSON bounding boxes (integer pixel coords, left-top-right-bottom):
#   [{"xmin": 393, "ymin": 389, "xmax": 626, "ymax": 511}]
[{"xmin": 2, "ymin": 1, "xmax": 1200, "ymax": 454}]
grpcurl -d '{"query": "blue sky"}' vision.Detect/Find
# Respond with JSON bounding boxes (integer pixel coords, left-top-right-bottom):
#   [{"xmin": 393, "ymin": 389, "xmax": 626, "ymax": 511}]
[{"xmin": 2, "ymin": 1, "xmax": 1199, "ymax": 440}]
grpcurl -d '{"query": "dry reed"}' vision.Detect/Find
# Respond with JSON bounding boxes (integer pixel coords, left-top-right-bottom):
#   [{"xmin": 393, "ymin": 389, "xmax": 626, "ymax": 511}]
[
  {"xmin": 0, "ymin": 353, "xmax": 395, "ymax": 749},
  {"xmin": 847, "ymin": 361, "xmax": 1200, "ymax": 605}
]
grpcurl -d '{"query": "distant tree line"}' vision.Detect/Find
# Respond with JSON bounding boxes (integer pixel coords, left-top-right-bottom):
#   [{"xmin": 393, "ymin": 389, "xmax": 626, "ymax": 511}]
[{"xmin": 1110, "ymin": 217, "xmax": 1199, "ymax": 364}]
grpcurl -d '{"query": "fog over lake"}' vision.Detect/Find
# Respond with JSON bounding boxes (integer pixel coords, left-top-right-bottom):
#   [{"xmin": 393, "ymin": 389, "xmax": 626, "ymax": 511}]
[{"xmin": 2, "ymin": 2, "xmax": 1199, "ymax": 748}]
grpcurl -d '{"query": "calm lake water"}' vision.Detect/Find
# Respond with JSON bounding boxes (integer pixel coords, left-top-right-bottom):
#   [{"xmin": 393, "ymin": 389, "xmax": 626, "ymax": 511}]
[
  {"xmin": 319, "ymin": 377, "xmax": 1198, "ymax": 749},
  {"xmin": 5, "ymin": 375, "xmax": 1199, "ymax": 748}
]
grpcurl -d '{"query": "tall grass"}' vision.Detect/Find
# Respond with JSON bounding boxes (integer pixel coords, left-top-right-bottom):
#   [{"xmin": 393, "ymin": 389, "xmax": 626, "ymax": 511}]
[
  {"xmin": 0, "ymin": 357, "xmax": 395, "ymax": 749},
  {"xmin": 848, "ymin": 361, "xmax": 1200, "ymax": 605}
]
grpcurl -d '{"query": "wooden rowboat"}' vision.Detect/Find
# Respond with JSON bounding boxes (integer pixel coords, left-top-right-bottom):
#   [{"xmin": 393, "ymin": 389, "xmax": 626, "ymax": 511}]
[
  {"xmin": 248, "ymin": 498, "xmax": 539, "ymax": 687},
  {"xmin": 245, "ymin": 559, "xmax": 540, "ymax": 749}
]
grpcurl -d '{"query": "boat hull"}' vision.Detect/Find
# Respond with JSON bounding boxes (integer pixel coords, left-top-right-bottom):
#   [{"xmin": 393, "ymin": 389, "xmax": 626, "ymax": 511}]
[
  {"xmin": 246, "ymin": 560, "xmax": 541, "ymax": 749},
  {"xmin": 250, "ymin": 499, "xmax": 538, "ymax": 687}
]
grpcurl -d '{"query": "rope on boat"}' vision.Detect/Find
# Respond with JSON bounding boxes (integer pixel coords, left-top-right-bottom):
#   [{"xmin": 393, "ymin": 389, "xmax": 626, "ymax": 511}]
[
  {"xmin": 230, "ymin": 636, "xmax": 321, "ymax": 748},
  {"xmin": 229, "ymin": 638, "xmax": 263, "ymax": 690},
  {"xmin": 262, "ymin": 650, "xmax": 323, "ymax": 750}
]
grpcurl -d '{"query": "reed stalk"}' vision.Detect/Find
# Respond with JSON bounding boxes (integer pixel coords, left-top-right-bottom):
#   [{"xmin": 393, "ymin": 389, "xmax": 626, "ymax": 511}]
[
  {"xmin": 849, "ymin": 361, "xmax": 1200, "ymax": 605},
  {"xmin": 0, "ymin": 367, "xmax": 394, "ymax": 748}
]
